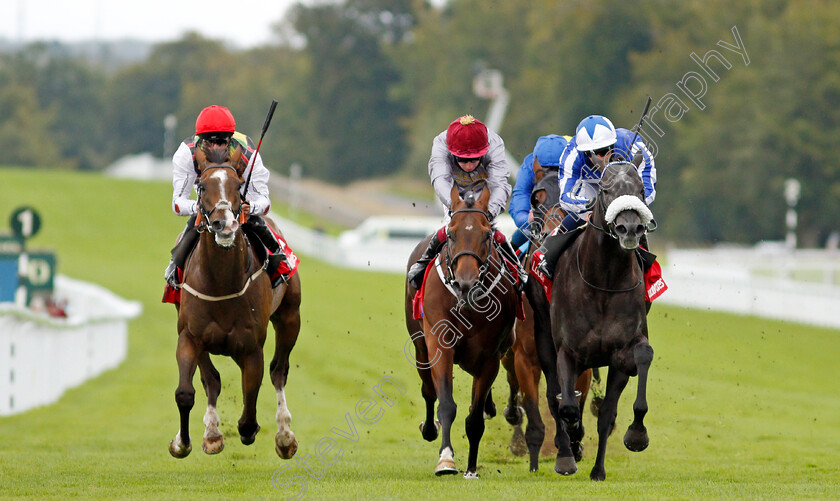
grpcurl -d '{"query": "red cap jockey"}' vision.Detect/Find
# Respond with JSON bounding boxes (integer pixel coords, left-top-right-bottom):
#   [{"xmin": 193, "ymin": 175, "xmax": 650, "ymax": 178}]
[
  {"xmin": 195, "ymin": 105, "xmax": 236, "ymax": 135},
  {"xmin": 446, "ymin": 115, "xmax": 489, "ymax": 158}
]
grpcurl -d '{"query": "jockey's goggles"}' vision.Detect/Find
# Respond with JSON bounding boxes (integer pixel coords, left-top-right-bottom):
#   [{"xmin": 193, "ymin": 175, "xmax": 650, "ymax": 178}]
[
  {"xmin": 454, "ymin": 155, "xmax": 481, "ymax": 164},
  {"xmin": 199, "ymin": 132, "xmax": 233, "ymax": 145},
  {"xmin": 588, "ymin": 146, "xmax": 613, "ymax": 158}
]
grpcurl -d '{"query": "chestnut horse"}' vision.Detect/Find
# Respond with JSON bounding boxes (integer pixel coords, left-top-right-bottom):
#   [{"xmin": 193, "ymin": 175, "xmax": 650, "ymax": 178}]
[
  {"xmin": 404, "ymin": 183, "xmax": 519, "ymax": 478},
  {"xmin": 168, "ymin": 144, "xmax": 302, "ymax": 460},
  {"xmin": 535, "ymin": 161, "xmax": 655, "ymax": 480},
  {"xmin": 501, "ymin": 167, "xmax": 592, "ymax": 472}
]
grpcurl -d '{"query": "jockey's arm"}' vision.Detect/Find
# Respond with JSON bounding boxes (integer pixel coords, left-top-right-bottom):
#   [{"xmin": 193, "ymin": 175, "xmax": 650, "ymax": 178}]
[
  {"xmin": 429, "ymin": 131, "xmax": 454, "ymax": 211},
  {"xmin": 172, "ymin": 142, "xmax": 198, "ymax": 216},
  {"xmin": 557, "ymin": 150, "xmax": 591, "ymax": 216},
  {"xmin": 484, "ymin": 132, "xmax": 511, "ymax": 218},
  {"xmin": 241, "ymin": 152, "xmax": 271, "ymax": 216},
  {"xmin": 635, "ymin": 140, "xmax": 657, "ymax": 206},
  {"xmin": 509, "ymin": 156, "xmax": 536, "ymax": 229}
]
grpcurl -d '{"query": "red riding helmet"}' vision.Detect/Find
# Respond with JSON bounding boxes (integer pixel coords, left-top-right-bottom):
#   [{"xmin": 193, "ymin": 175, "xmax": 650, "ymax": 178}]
[
  {"xmin": 446, "ymin": 115, "xmax": 489, "ymax": 158},
  {"xmin": 195, "ymin": 105, "xmax": 236, "ymax": 135}
]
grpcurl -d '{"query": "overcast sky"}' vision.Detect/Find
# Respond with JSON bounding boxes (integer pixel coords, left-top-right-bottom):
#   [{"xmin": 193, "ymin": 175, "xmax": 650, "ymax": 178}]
[{"xmin": 2, "ymin": 0, "xmax": 299, "ymax": 49}]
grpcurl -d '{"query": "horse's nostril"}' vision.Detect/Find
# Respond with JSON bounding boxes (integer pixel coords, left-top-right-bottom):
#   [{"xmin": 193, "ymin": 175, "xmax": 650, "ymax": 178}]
[
  {"xmin": 211, "ymin": 221, "xmax": 225, "ymax": 232},
  {"xmin": 616, "ymin": 225, "xmax": 627, "ymax": 236},
  {"xmin": 635, "ymin": 225, "xmax": 645, "ymax": 235}
]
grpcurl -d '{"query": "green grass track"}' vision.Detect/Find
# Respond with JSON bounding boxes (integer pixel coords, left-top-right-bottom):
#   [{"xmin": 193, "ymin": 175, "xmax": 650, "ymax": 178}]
[{"xmin": 0, "ymin": 169, "xmax": 838, "ymax": 499}]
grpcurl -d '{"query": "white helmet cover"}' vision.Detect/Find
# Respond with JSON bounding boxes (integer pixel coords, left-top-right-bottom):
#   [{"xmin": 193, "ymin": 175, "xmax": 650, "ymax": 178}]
[{"xmin": 575, "ymin": 115, "xmax": 617, "ymax": 151}]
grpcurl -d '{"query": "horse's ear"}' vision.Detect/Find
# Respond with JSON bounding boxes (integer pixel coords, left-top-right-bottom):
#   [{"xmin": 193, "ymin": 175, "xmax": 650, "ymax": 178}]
[
  {"xmin": 229, "ymin": 144, "xmax": 244, "ymax": 177},
  {"xmin": 632, "ymin": 152, "xmax": 644, "ymax": 168},
  {"xmin": 477, "ymin": 183, "xmax": 491, "ymax": 209},
  {"xmin": 195, "ymin": 145, "xmax": 208, "ymax": 173},
  {"xmin": 450, "ymin": 184, "xmax": 462, "ymax": 209}
]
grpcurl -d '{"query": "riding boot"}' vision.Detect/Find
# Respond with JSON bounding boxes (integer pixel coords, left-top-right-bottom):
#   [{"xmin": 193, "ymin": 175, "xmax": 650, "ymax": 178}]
[
  {"xmin": 408, "ymin": 230, "xmax": 445, "ymax": 289},
  {"xmin": 496, "ymin": 234, "xmax": 528, "ymax": 292},
  {"xmin": 246, "ymin": 216, "xmax": 290, "ymax": 285},
  {"xmin": 166, "ymin": 215, "xmax": 199, "ymax": 287},
  {"xmin": 638, "ymin": 234, "xmax": 655, "ymax": 272},
  {"xmin": 537, "ymin": 213, "xmax": 586, "ymax": 278}
]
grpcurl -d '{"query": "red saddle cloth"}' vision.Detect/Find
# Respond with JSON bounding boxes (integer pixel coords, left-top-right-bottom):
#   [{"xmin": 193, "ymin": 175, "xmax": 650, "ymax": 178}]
[
  {"xmin": 411, "ymin": 260, "xmax": 436, "ymax": 320},
  {"xmin": 529, "ymin": 250, "xmax": 553, "ymax": 303},
  {"xmin": 644, "ymin": 259, "xmax": 667, "ymax": 302},
  {"xmin": 528, "ymin": 249, "xmax": 667, "ymax": 303},
  {"xmin": 162, "ymin": 232, "xmax": 299, "ymax": 305},
  {"xmin": 412, "ymin": 257, "xmax": 525, "ymax": 321}
]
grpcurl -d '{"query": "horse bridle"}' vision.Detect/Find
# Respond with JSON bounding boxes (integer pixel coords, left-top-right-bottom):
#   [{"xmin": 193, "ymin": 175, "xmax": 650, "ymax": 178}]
[
  {"xmin": 577, "ymin": 177, "xmax": 646, "ymax": 293},
  {"xmin": 196, "ymin": 164, "xmax": 243, "ymax": 233},
  {"xmin": 443, "ymin": 208, "xmax": 494, "ymax": 286}
]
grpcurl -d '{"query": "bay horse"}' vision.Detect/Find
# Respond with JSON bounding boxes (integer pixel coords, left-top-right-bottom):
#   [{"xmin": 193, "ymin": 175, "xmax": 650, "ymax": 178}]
[
  {"xmin": 404, "ymin": 183, "xmax": 519, "ymax": 478},
  {"xmin": 501, "ymin": 167, "xmax": 592, "ymax": 472},
  {"xmin": 168, "ymin": 143, "xmax": 302, "ymax": 460},
  {"xmin": 535, "ymin": 160, "xmax": 655, "ymax": 480}
]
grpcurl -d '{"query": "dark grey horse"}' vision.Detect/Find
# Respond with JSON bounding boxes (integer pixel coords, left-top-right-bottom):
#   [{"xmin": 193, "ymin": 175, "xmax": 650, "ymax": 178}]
[{"xmin": 534, "ymin": 161, "xmax": 655, "ymax": 480}]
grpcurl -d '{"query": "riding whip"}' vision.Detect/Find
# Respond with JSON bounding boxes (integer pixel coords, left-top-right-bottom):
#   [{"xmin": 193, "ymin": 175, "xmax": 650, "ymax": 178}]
[
  {"xmin": 627, "ymin": 96, "xmax": 652, "ymax": 152},
  {"xmin": 241, "ymin": 99, "xmax": 278, "ymax": 222}
]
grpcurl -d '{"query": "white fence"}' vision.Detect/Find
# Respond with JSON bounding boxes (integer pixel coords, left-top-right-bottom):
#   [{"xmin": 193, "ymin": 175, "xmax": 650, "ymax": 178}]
[
  {"xmin": 276, "ymin": 213, "xmax": 840, "ymax": 330},
  {"xmin": 274, "ymin": 212, "xmax": 518, "ymax": 273},
  {"xmin": 654, "ymin": 248, "xmax": 840, "ymax": 329},
  {"xmin": 0, "ymin": 276, "xmax": 141, "ymax": 415}
]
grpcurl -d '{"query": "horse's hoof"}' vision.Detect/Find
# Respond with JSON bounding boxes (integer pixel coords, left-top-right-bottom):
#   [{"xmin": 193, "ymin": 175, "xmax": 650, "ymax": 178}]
[
  {"xmin": 169, "ymin": 440, "xmax": 192, "ymax": 459},
  {"xmin": 275, "ymin": 436, "xmax": 298, "ymax": 459},
  {"xmin": 503, "ymin": 405, "xmax": 525, "ymax": 426},
  {"xmin": 240, "ymin": 424, "xmax": 260, "ymax": 446},
  {"xmin": 202, "ymin": 435, "xmax": 225, "ymax": 455},
  {"xmin": 419, "ymin": 420, "xmax": 441, "ymax": 442},
  {"xmin": 554, "ymin": 455, "xmax": 577, "ymax": 476},
  {"xmin": 590, "ymin": 466, "xmax": 606, "ymax": 481},
  {"xmin": 435, "ymin": 458, "xmax": 458, "ymax": 476},
  {"xmin": 508, "ymin": 426, "xmax": 527, "ymax": 456},
  {"xmin": 624, "ymin": 426, "xmax": 649, "ymax": 452},
  {"xmin": 463, "ymin": 471, "xmax": 479, "ymax": 479}
]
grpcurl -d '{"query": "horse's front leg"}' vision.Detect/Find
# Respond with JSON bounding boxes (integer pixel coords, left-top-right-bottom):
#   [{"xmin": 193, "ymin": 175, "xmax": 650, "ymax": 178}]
[
  {"xmin": 515, "ymin": 345, "xmax": 545, "ymax": 471},
  {"xmin": 501, "ymin": 347, "xmax": 524, "ymax": 426},
  {"xmin": 236, "ymin": 350, "xmax": 264, "ymax": 446},
  {"xmin": 169, "ymin": 333, "xmax": 199, "ymax": 458},
  {"xmin": 429, "ymin": 346, "xmax": 457, "ymax": 476},
  {"xmin": 501, "ymin": 347, "xmax": 527, "ymax": 457},
  {"xmin": 571, "ymin": 369, "xmax": 593, "ymax": 462},
  {"xmin": 198, "ymin": 352, "xmax": 224, "ymax": 454},
  {"xmin": 623, "ymin": 341, "xmax": 654, "ymax": 453},
  {"xmin": 591, "ymin": 364, "xmax": 630, "ymax": 481},
  {"xmin": 270, "ymin": 276, "xmax": 301, "ymax": 459},
  {"xmin": 553, "ymin": 348, "xmax": 581, "ymax": 475},
  {"xmin": 531, "ymin": 314, "xmax": 575, "ymax": 474},
  {"xmin": 463, "ymin": 359, "xmax": 500, "ymax": 478}
]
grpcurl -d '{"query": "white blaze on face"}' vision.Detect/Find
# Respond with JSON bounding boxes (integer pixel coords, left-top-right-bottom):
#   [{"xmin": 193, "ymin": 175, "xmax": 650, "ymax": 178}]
[{"xmin": 209, "ymin": 169, "xmax": 237, "ymax": 245}]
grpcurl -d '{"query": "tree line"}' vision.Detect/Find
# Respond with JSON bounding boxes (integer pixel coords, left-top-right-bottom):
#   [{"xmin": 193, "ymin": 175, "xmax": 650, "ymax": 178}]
[{"xmin": 1, "ymin": 0, "xmax": 837, "ymax": 246}]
